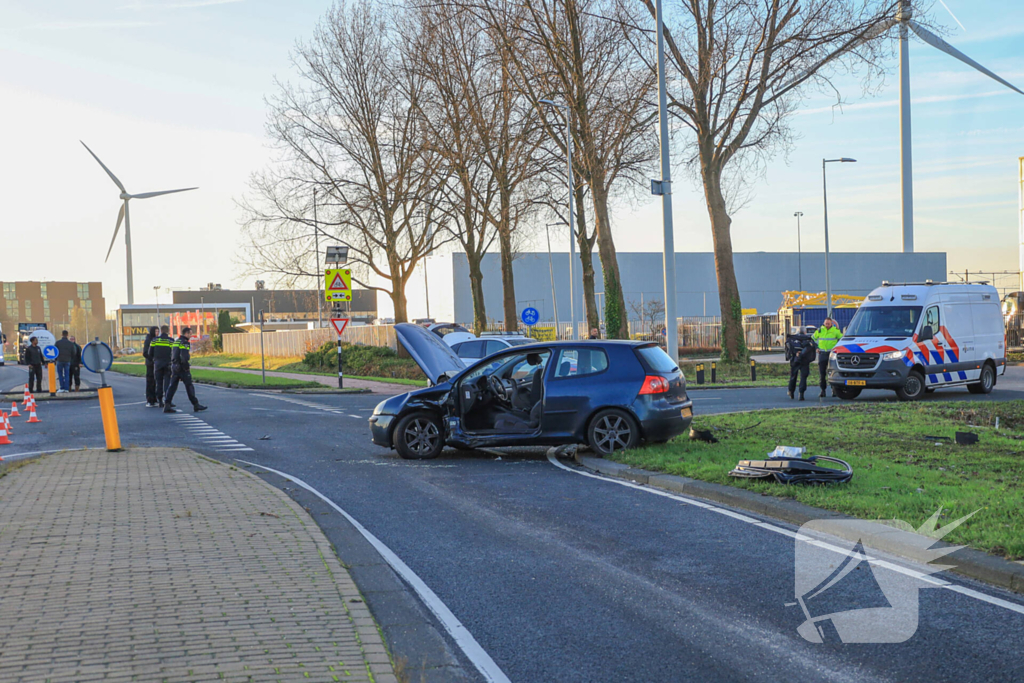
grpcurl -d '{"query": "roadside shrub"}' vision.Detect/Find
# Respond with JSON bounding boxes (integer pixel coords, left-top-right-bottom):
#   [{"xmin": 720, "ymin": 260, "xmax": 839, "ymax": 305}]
[{"xmin": 303, "ymin": 342, "xmax": 424, "ymax": 380}]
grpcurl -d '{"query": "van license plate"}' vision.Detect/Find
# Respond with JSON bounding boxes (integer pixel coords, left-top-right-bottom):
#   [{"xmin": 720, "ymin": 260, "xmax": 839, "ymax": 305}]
[{"xmin": 846, "ymin": 380, "xmax": 867, "ymax": 386}]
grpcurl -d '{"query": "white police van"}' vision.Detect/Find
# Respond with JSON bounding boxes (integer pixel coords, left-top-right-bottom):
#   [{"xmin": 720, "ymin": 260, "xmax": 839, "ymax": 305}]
[{"xmin": 828, "ymin": 281, "xmax": 1005, "ymax": 401}]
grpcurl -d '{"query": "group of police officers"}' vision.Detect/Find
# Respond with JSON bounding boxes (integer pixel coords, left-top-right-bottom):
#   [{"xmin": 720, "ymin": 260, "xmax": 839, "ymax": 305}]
[
  {"xmin": 142, "ymin": 326, "xmax": 207, "ymax": 413},
  {"xmin": 785, "ymin": 317, "xmax": 843, "ymax": 400}
]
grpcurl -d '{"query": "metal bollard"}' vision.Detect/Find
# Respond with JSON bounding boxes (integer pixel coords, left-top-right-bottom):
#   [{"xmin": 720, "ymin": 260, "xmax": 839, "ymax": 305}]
[
  {"xmin": 750, "ymin": 359, "xmax": 757, "ymax": 381},
  {"xmin": 711, "ymin": 361, "xmax": 717, "ymax": 384},
  {"xmin": 696, "ymin": 363, "xmax": 705, "ymax": 385}
]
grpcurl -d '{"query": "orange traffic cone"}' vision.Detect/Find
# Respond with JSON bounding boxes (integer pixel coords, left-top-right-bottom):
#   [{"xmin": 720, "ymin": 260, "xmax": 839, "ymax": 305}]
[
  {"xmin": 10, "ymin": 402, "xmax": 20, "ymax": 417},
  {"xmin": 3, "ymin": 412, "xmax": 11, "ymax": 434},
  {"xmin": 0, "ymin": 414, "xmax": 10, "ymax": 445},
  {"xmin": 26, "ymin": 402, "xmax": 40, "ymax": 424},
  {"xmin": 22, "ymin": 385, "xmax": 30, "ymax": 406}
]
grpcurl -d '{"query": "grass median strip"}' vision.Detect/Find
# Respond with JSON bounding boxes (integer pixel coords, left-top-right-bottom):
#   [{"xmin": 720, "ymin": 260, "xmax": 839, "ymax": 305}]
[
  {"xmin": 609, "ymin": 402, "xmax": 1024, "ymax": 560},
  {"xmin": 111, "ymin": 364, "xmax": 323, "ymax": 389}
]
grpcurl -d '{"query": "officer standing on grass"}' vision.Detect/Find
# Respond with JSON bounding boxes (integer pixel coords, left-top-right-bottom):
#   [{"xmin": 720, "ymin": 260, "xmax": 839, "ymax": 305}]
[
  {"xmin": 164, "ymin": 326, "xmax": 207, "ymax": 414},
  {"xmin": 143, "ymin": 326, "xmax": 158, "ymax": 407},
  {"xmin": 150, "ymin": 325, "xmax": 174, "ymax": 408},
  {"xmin": 786, "ymin": 327, "xmax": 817, "ymax": 401},
  {"xmin": 813, "ymin": 317, "xmax": 844, "ymax": 398}
]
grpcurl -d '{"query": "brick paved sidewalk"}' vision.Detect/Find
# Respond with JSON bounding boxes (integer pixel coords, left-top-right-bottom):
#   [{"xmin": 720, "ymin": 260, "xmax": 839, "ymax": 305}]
[{"xmin": 0, "ymin": 448, "xmax": 398, "ymax": 683}]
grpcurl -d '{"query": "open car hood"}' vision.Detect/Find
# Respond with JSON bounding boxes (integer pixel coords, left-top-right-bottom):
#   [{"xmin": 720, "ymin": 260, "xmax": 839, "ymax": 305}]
[{"xmin": 395, "ymin": 322, "xmax": 466, "ymax": 385}]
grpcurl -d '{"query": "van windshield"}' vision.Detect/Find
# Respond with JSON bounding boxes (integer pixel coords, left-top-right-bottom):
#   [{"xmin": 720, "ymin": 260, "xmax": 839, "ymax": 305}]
[{"xmin": 845, "ymin": 306, "xmax": 922, "ymax": 338}]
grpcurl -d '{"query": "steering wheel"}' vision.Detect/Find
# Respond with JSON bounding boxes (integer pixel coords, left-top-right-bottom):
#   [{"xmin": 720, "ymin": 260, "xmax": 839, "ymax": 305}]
[{"xmin": 488, "ymin": 374, "xmax": 509, "ymax": 404}]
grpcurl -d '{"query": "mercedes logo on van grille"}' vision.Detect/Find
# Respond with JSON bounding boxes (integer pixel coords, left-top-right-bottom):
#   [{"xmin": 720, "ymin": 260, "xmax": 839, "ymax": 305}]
[{"xmin": 851, "ymin": 356, "xmax": 861, "ymax": 366}]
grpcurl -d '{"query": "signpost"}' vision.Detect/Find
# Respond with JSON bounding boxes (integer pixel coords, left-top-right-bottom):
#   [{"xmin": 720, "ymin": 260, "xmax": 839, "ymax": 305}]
[
  {"xmin": 331, "ymin": 318, "xmax": 349, "ymax": 388},
  {"xmin": 324, "ymin": 268, "xmax": 352, "ymax": 303},
  {"xmin": 82, "ymin": 339, "xmax": 121, "ymax": 451}
]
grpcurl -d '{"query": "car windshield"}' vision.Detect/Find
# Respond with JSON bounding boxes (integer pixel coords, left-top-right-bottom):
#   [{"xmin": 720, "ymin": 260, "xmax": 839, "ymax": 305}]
[{"xmin": 845, "ymin": 305, "xmax": 922, "ymax": 338}]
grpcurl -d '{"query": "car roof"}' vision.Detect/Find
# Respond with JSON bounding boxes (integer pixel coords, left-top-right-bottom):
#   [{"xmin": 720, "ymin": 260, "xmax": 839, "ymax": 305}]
[{"xmin": 519, "ymin": 339, "xmax": 652, "ymax": 348}]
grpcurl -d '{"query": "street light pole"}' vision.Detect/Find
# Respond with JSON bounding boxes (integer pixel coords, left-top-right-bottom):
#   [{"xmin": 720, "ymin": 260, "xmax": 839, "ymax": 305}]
[
  {"xmin": 545, "ymin": 223, "xmax": 563, "ymax": 326},
  {"xmin": 153, "ymin": 286, "xmax": 161, "ymax": 327},
  {"xmin": 652, "ymin": 0, "xmax": 679, "ymax": 363},
  {"xmin": 314, "ymin": 188, "xmax": 322, "ymax": 329},
  {"xmin": 822, "ymin": 158, "xmax": 857, "ymax": 319},
  {"xmin": 793, "ymin": 212, "xmax": 804, "ymax": 292},
  {"xmin": 540, "ymin": 99, "xmax": 577, "ymax": 340}
]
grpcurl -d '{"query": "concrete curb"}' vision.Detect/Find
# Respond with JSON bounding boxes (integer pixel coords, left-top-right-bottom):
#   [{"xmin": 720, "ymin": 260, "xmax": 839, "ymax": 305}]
[
  {"xmin": 1, "ymin": 391, "xmax": 97, "ymax": 402},
  {"xmin": 574, "ymin": 453, "xmax": 1024, "ymax": 595}
]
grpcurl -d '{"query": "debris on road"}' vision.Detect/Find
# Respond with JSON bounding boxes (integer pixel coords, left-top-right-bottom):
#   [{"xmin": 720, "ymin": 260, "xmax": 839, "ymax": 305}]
[{"xmin": 729, "ymin": 446, "xmax": 852, "ymax": 484}]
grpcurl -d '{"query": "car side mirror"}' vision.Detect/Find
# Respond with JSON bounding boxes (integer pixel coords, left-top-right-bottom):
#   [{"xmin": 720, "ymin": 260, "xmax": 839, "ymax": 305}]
[{"xmin": 918, "ymin": 327, "xmax": 933, "ymax": 342}]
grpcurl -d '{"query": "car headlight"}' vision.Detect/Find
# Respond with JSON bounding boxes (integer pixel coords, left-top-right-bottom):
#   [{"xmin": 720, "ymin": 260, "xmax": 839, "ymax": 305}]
[
  {"xmin": 372, "ymin": 400, "xmax": 386, "ymax": 416},
  {"xmin": 882, "ymin": 350, "xmax": 903, "ymax": 361},
  {"xmin": 829, "ymin": 350, "xmax": 837, "ymax": 359}
]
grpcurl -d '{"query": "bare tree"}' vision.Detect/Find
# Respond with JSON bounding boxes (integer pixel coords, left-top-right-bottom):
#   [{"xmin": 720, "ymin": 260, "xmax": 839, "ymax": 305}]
[
  {"xmin": 476, "ymin": 0, "xmax": 658, "ymax": 339},
  {"xmin": 627, "ymin": 295, "xmax": 665, "ymax": 338},
  {"xmin": 241, "ymin": 1, "xmax": 447, "ymax": 322},
  {"xmin": 635, "ymin": 0, "xmax": 901, "ymax": 360}
]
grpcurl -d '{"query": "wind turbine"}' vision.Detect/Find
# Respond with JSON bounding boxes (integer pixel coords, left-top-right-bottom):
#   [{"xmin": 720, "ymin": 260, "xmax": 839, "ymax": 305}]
[
  {"xmin": 886, "ymin": 0, "xmax": 1024, "ymax": 253},
  {"xmin": 81, "ymin": 141, "xmax": 197, "ymax": 304}
]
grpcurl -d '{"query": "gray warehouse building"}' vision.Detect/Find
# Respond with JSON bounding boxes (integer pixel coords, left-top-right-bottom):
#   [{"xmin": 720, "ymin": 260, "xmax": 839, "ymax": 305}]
[{"xmin": 448, "ymin": 251, "xmax": 947, "ymax": 322}]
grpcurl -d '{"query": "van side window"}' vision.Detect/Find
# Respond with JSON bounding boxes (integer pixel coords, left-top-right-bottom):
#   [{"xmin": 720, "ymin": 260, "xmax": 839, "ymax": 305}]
[{"xmin": 921, "ymin": 306, "xmax": 940, "ymax": 338}]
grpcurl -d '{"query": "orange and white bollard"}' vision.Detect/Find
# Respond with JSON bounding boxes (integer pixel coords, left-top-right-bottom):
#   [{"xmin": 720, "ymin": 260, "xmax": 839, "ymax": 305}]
[
  {"xmin": 26, "ymin": 401, "xmax": 41, "ymax": 424},
  {"xmin": 10, "ymin": 402, "xmax": 20, "ymax": 418}
]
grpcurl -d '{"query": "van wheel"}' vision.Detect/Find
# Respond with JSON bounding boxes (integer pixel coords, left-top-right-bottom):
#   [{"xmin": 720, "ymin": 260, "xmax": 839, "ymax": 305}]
[
  {"xmin": 896, "ymin": 371, "xmax": 926, "ymax": 401},
  {"xmin": 833, "ymin": 386, "xmax": 861, "ymax": 400},
  {"xmin": 588, "ymin": 409, "xmax": 639, "ymax": 456},
  {"xmin": 394, "ymin": 412, "xmax": 444, "ymax": 459},
  {"xmin": 968, "ymin": 364, "xmax": 995, "ymax": 395}
]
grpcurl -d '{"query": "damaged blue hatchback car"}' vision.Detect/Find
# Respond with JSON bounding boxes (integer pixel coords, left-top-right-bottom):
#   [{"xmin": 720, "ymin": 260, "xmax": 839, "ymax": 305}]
[{"xmin": 369, "ymin": 323, "xmax": 693, "ymax": 459}]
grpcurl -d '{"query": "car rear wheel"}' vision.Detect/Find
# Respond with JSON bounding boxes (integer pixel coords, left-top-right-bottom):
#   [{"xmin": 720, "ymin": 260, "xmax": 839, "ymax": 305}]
[
  {"xmin": 968, "ymin": 364, "xmax": 995, "ymax": 394},
  {"xmin": 394, "ymin": 412, "xmax": 444, "ymax": 460},
  {"xmin": 833, "ymin": 386, "xmax": 861, "ymax": 400},
  {"xmin": 588, "ymin": 409, "xmax": 639, "ymax": 456},
  {"xmin": 895, "ymin": 371, "xmax": 926, "ymax": 401}
]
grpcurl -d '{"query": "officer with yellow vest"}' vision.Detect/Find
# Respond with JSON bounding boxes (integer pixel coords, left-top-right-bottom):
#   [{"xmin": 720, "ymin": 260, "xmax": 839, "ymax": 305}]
[{"xmin": 813, "ymin": 318, "xmax": 844, "ymax": 398}]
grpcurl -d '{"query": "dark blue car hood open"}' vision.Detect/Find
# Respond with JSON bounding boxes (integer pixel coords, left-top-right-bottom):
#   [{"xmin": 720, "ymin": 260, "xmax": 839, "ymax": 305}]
[{"xmin": 394, "ymin": 323, "xmax": 466, "ymax": 385}]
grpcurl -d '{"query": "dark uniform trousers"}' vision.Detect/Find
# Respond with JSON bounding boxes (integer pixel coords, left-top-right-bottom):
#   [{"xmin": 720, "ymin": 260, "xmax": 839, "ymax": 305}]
[
  {"xmin": 818, "ymin": 351, "xmax": 830, "ymax": 390},
  {"xmin": 164, "ymin": 366, "xmax": 198, "ymax": 407},
  {"xmin": 154, "ymin": 364, "xmax": 173, "ymax": 405},
  {"xmin": 70, "ymin": 364, "xmax": 81, "ymax": 390},
  {"xmin": 28, "ymin": 364, "xmax": 43, "ymax": 393},
  {"xmin": 145, "ymin": 362, "xmax": 157, "ymax": 404},
  {"xmin": 789, "ymin": 361, "xmax": 811, "ymax": 396}
]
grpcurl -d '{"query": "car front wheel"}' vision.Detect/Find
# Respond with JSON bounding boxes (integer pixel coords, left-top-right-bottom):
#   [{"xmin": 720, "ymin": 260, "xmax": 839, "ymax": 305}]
[
  {"xmin": 833, "ymin": 386, "xmax": 861, "ymax": 400},
  {"xmin": 895, "ymin": 371, "xmax": 926, "ymax": 401},
  {"xmin": 394, "ymin": 412, "xmax": 444, "ymax": 460},
  {"xmin": 588, "ymin": 409, "xmax": 639, "ymax": 456}
]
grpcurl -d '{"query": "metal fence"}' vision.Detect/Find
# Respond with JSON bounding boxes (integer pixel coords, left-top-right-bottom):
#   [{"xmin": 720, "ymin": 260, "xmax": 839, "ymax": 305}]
[{"xmin": 221, "ymin": 324, "xmax": 399, "ymax": 357}]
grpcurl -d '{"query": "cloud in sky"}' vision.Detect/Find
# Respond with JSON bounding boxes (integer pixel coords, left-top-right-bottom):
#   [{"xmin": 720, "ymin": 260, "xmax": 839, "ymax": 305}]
[
  {"xmin": 30, "ymin": 20, "xmax": 161, "ymax": 30},
  {"xmin": 119, "ymin": 0, "xmax": 244, "ymax": 10}
]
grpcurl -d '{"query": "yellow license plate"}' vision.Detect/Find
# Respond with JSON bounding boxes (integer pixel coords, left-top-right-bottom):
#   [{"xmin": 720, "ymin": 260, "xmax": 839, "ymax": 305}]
[
  {"xmin": 681, "ymin": 406, "xmax": 693, "ymax": 418},
  {"xmin": 846, "ymin": 380, "xmax": 867, "ymax": 386}
]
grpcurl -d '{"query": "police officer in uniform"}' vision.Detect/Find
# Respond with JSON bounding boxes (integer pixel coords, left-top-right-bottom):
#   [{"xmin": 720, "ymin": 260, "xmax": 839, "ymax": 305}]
[
  {"xmin": 164, "ymin": 327, "xmax": 207, "ymax": 413},
  {"xmin": 786, "ymin": 327, "xmax": 817, "ymax": 401},
  {"xmin": 143, "ymin": 327, "xmax": 159, "ymax": 407},
  {"xmin": 813, "ymin": 317, "xmax": 844, "ymax": 398},
  {"xmin": 150, "ymin": 325, "xmax": 174, "ymax": 408},
  {"xmin": 24, "ymin": 336, "xmax": 45, "ymax": 393}
]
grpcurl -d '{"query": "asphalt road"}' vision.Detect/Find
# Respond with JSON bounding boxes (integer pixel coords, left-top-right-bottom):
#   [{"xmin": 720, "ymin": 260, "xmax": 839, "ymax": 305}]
[{"xmin": 3, "ymin": 363, "xmax": 1023, "ymax": 682}]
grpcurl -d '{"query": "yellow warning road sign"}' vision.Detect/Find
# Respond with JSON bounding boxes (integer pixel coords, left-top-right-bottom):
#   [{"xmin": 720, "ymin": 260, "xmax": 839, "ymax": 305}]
[{"xmin": 325, "ymin": 268, "xmax": 352, "ymax": 302}]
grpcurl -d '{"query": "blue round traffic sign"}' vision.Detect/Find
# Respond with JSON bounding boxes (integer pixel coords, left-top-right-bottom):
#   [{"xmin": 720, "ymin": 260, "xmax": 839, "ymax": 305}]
[
  {"xmin": 43, "ymin": 345, "xmax": 58, "ymax": 361},
  {"xmin": 521, "ymin": 307, "xmax": 540, "ymax": 326},
  {"xmin": 81, "ymin": 341, "xmax": 114, "ymax": 373}
]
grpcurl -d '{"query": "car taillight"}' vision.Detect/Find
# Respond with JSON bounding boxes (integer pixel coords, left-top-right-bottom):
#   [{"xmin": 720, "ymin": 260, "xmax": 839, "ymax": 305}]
[{"xmin": 639, "ymin": 375, "xmax": 669, "ymax": 395}]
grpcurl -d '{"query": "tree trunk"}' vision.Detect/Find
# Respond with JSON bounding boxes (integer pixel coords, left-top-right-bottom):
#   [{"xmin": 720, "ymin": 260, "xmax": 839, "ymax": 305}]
[
  {"xmin": 497, "ymin": 190, "xmax": 517, "ymax": 332},
  {"xmin": 701, "ymin": 159, "xmax": 745, "ymax": 362},
  {"xmin": 590, "ymin": 182, "xmax": 627, "ymax": 339},
  {"xmin": 467, "ymin": 253, "xmax": 487, "ymax": 335},
  {"xmin": 390, "ymin": 276, "xmax": 409, "ymax": 324},
  {"xmin": 575, "ymin": 185, "xmax": 600, "ymax": 333}
]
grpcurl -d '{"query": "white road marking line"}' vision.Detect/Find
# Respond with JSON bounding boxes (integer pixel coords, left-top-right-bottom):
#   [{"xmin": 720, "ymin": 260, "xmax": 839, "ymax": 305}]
[
  {"xmin": 235, "ymin": 460, "xmax": 511, "ymax": 683},
  {"xmin": 348, "ymin": 414, "xmax": 362, "ymax": 419},
  {"xmin": 545, "ymin": 452, "xmax": 1024, "ymax": 616},
  {"xmin": 218, "ymin": 447, "xmax": 254, "ymax": 452}
]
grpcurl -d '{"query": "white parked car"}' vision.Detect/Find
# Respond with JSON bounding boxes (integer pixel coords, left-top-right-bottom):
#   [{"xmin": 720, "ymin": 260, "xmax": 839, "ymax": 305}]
[
  {"xmin": 828, "ymin": 281, "xmax": 1005, "ymax": 400},
  {"xmin": 451, "ymin": 333, "xmax": 538, "ymax": 364},
  {"xmin": 428, "ymin": 323, "xmax": 476, "ymax": 348}
]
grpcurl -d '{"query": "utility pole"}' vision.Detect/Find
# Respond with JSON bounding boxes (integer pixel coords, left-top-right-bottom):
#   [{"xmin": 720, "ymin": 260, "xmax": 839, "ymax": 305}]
[
  {"xmin": 794, "ymin": 212, "xmax": 804, "ymax": 292},
  {"xmin": 652, "ymin": 0, "xmax": 678, "ymax": 363},
  {"xmin": 314, "ymin": 188, "xmax": 322, "ymax": 328}
]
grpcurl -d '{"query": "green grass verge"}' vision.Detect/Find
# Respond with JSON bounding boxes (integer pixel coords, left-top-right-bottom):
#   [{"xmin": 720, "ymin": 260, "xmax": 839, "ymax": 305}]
[
  {"xmin": 679, "ymin": 359, "xmax": 790, "ymax": 387},
  {"xmin": 110, "ymin": 364, "xmax": 322, "ymax": 389},
  {"xmin": 609, "ymin": 402, "xmax": 1024, "ymax": 560}
]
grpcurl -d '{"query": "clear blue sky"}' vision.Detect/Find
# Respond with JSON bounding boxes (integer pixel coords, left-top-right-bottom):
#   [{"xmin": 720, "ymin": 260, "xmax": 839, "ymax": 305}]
[{"xmin": 1, "ymin": 0, "xmax": 1022, "ymax": 317}]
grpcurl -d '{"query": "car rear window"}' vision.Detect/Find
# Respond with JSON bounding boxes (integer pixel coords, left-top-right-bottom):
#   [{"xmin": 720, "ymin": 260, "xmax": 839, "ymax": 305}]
[
  {"xmin": 457, "ymin": 341, "xmax": 484, "ymax": 357},
  {"xmin": 636, "ymin": 345, "xmax": 678, "ymax": 373}
]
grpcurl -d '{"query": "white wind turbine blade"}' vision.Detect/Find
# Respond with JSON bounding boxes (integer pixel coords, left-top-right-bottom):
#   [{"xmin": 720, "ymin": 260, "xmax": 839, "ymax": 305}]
[
  {"xmin": 80, "ymin": 141, "xmax": 126, "ymax": 193},
  {"xmin": 105, "ymin": 203, "xmax": 125, "ymax": 263},
  {"xmin": 130, "ymin": 187, "xmax": 198, "ymax": 199},
  {"xmin": 908, "ymin": 20, "xmax": 1024, "ymax": 95}
]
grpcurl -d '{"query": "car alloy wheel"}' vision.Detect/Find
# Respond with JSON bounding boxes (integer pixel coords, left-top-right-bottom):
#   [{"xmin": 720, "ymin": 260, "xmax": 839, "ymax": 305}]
[
  {"xmin": 394, "ymin": 411, "xmax": 444, "ymax": 459},
  {"xmin": 589, "ymin": 410, "xmax": 638, "ymax": 455}
]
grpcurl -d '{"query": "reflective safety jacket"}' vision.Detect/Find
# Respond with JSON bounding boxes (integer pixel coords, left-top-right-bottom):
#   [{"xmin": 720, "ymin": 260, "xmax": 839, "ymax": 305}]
[
  {"xmin": 170, "ymin": 336, "xmax": 192, "ymax": 370},
  {"xmin": 813, "ymin": 325, "xmax": 843, "ymax": 353},
  {"xmin": 150, "ymin": 334, "xmax": 174, "ymax": 367}
]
